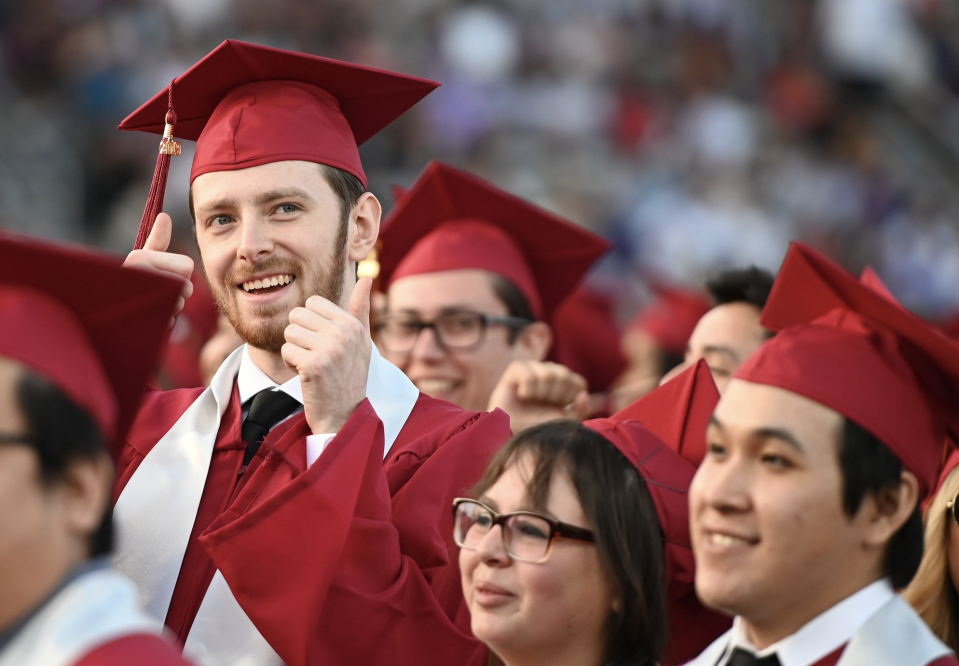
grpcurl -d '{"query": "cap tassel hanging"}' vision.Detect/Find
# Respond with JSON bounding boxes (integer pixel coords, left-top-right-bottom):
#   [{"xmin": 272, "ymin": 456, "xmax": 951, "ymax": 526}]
[{"xmin": 134, "ymin": 81, "xmax": 181, "ymax": 250}]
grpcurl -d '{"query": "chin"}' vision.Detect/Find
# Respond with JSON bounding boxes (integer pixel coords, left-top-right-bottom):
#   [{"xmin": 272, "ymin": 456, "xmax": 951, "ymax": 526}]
[
  {"xmin": 695, "ymin": 573, "xmax": 757, "ymax": 616},
  {"xmin": 471, "ymin": 613, "xmax": 521, "ymax": 654}
]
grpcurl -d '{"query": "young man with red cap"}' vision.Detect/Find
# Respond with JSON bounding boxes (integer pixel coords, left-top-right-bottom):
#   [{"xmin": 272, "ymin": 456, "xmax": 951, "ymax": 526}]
[
  {"xmin": 376, "ymin": 161, "xmax": 610, "ymax": 432},
  {"xmin": 0, "ymin": 233, "xmax": 190, "ymax": 666},
  {"xmin": 688, "ymin": 243, "xmax": 959, "ymax": 666},
  {"xmin": 117, "ymin": 42, "xmax": 511, "ymax": 666}
]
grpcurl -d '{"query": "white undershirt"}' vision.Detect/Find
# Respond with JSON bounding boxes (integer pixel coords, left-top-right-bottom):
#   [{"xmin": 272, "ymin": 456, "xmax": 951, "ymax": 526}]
[
  {"xmin": 235, "ymin": 346, "xmax": 335, "ymax": 467},
  {"xmin": 720, "ymin": 578, "xmax": 895, "ymax": 666}
]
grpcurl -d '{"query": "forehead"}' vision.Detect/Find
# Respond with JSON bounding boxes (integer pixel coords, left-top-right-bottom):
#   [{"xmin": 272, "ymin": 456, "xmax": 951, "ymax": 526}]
[
  {"xmin": 690, "ymin": 303, "xmax": 764, "ymax": 348},
  {"xmin": 388, "ymin": 269, "xmax": 507, "ymax": 315},
  {"xmin": 191, "ymin": 160, "xmax": 337, "ymax": 209},
  {"xmin": 713, "ymin": 379, "xmax": 843, "ymax": 453}
]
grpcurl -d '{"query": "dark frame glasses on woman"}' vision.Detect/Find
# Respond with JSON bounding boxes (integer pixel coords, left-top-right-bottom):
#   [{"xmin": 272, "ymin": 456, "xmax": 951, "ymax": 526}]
[{"xmin": 452, "ymin": 497, "xmax": 594, "ymax": 564}]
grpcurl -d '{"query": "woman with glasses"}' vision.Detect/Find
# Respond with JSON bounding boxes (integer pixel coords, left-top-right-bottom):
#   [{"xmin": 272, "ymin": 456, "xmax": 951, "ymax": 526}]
[
  {"xmin": 905, "ymin": 451, "xmax": 959, "ymax": 653},
  {"xmin": 453, "ymin": 362, "xmax": 732, "ymax": 666}
]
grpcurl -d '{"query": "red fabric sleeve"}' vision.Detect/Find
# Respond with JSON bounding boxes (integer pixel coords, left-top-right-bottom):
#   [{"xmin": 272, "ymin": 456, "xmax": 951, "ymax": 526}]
[
  {"xmin": 929, "ymin": 658, "xmax": 959, "ymax": 666},
  {"xmin": 74, "ymin": 634, "xmax": 194, "ymax": 666},
  {"xmin": 199, "ymin": 398, "xmax": 511, "ymax": 666}
]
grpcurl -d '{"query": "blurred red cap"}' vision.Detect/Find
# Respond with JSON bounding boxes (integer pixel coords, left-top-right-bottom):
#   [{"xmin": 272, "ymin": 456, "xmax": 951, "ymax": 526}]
[
  {"xmin": 629, "ymin": 285, "xmax": 711, "ymax": 356},
  {"xmin": 379, "ymin": 162, "xmax": 610, "ymax": 320},
  {"xmin": 119, "ymin": 40, "xmax": 439, "ymax": 188},
  {"xmin": 550, "ymin": 287, "xmax": 627, "ymax": 393},
  {"xmin": 0, "ymin": 232, "xmax": 182, "ymax": 457},
  {"xmin": 737, "ymin": 242, "xmax": 959, "ymax": 497},
  {"xmin": 585, "ymin": 360, "xmax": 728, "ymax": 664}
]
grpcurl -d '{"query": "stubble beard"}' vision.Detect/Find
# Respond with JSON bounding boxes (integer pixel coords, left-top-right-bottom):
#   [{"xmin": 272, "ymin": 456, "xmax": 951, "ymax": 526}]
[{"xmin": 208, "ymin": 224, "xmax": 348, "ymax": 353}]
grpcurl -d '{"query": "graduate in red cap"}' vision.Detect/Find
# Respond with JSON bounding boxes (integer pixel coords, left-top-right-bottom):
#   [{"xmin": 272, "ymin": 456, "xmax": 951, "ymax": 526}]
[
  {"xmin": 611, "ymin": 285, "xmax": 711, "ymax": 412},
  {"xmin": 115, "ymin": 41, "xmax": 512, "ymax": 666},
  {"xmin": 377, "ymin": 161, "xmax": 610, "ymax": 432},
  {"xmin": 688, "ymin": 242, "xmax": 959, "ymax": 666},
  {"xmin": 0, "ymin": 233, "xmax": 190, "ymax": 666},
  {"xmin": 453, "ymin": 360, "xmax": 729, "ymax": 666}
]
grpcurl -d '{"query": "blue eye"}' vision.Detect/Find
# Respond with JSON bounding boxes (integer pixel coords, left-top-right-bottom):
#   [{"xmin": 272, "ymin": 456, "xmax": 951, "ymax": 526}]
[
  {"xmin": 212, "ymin": 215, "xmax": 233, "ymax": 226},
  {"xmin": 278, "ymin": 203, "xmax": 298, "ymax": 214}
]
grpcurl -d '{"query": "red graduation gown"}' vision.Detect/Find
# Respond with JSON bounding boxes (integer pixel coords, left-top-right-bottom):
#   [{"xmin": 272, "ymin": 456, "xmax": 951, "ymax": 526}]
[
  {"xmin": 74, "ymin": 635, "xmax": 193, "ymax": 666},
  {"xmin": 115, "ymin": 384, "xmax": 511, "ymax": 666}
]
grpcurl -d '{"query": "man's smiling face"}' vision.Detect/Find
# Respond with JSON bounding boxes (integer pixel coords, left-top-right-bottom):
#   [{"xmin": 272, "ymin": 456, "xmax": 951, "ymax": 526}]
[
  {"xmin": 689, "ymin": 378, "xmax": 864, "ymax": 632},
  {"xmin": 192, "ymin": 160, "xmax": 349, "ymax": 352}
]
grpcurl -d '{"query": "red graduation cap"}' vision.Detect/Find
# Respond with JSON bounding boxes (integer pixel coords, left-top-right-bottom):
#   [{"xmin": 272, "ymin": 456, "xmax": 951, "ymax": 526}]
[
  {"xmin": 629, "ymin": 285, "xmax": 711, "ymax": 356},
  {"xmin": 378, "ymin": 161, "xmax": 611, "ymax": 320},
  {"xmin": 613, "ymin": 358, "xmax": 720, "ymax": 466},
  {"xmin": 550, "ymin": 287, "xmax": 627, "ymax": 393},
  {"xmin": 0, "ymin": 232, "xmax": 183, "ymax": 457},
  {"xmin": 119, "ymin": 39, "xmax": 439, "ymax": 248},
  {"xmin": 584, "ymin": 360, "xmax": 729, "ymax": 664},
  {"xmin": 736, "ymin": 242, "xmax": 959, "ymax": 496}
]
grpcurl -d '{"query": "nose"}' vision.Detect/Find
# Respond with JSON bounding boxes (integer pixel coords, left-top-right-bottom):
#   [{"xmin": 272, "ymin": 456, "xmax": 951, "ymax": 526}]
[
  {"xmin": 475, "ymin": 524, "xmax": 510, "ymax": 568},
  {"xmin": 236, "ymin": 216, "xmax": 274, "ymax": 264},
  {"xmin": 693, "ymin": 453, "xmax": 752, "ymax": 517}
]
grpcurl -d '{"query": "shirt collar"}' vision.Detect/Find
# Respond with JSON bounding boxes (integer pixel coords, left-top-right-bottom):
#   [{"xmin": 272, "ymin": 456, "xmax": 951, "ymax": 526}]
[
  {"xmin": 725, "ymin": 578, "xmax": 895, "ymax": 666},
  {"xmin": 236, "ymin": 345, "xmax": 303, "ymax": 406}
]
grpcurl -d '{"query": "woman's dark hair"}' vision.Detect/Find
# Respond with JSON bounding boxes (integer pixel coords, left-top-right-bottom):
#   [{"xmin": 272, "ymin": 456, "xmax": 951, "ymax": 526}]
[
  {"xmin": 489, "ymin": 274, "xmax": 537, "ymax": 345},
  {"xmin": 16, "ymin": 370, "xmax": 113, "ymax": 558},
  {"xmin": 838, "ymin": 418, "xmax": 923, "ymax": 589},
  {"xmin": 471, "ymin": 420, "xmax": 668, "ymax": 666}
]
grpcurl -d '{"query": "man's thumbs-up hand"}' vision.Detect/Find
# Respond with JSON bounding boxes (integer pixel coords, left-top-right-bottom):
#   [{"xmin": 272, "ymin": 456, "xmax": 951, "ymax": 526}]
[
  {"xmin": 283, "ymin": 277, "xmax": 373, "ymax": 436},
  {"xmin": 123, "ymin": 213, "xmax": 195, "ymax": 321}
]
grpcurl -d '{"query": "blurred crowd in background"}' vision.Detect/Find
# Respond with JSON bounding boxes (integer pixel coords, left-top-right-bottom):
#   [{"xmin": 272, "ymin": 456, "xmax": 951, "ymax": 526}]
[{"xmin": 3, "ymin": 0, "xmax": 959, "ymax": 388}]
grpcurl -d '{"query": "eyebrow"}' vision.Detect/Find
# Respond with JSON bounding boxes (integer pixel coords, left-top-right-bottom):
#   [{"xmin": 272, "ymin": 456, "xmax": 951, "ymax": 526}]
[
  {"xmin": 253, "ymin": 187, "xmax": 316, "ymax": 206},
  {"xmin": 709, "ymin": 416, "xmax": 805, "ymax": 453},
  {"xmin": 392, "ymin": 306, "xmax": 486, "ymax": 317},
  {"xmin": 195, "ymin": 196, "xmax": 241, "ymax": 216},
  {"xmin": 701, "ymin": 345, "xmax": 740, "ymax": 363},
  {"xmin": 478, "ymin": 495, "xmax": 499, "ymax": 511},
  {"xmin": 753, "ymin": 427, "xmax": 805, "ymax": 453}
]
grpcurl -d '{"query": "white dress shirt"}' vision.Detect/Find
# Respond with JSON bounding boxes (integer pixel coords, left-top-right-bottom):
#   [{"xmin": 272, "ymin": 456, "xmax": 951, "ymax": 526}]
[
  {"xmin": 235, "ymin": 346, "xmax": 336, "ymax": 467},
  {"xmin": 720, "ymin": 579, "xmax": 896, "ymax": 666}
]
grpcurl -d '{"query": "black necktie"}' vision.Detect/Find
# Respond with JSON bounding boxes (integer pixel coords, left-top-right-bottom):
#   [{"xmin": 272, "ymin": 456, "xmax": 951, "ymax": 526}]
[
  {"xmin": 727, "ymin": 647, "xmax": 781, "ymax": 666},
  {"xmin": 241, "ymin": 389, "xmax": 301, "ymax": 465}
]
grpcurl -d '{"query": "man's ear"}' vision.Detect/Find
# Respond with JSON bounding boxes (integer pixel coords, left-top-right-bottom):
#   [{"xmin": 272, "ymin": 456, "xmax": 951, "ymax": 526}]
[
  {"xmin": 348, "ymin": 192, "xmax": 382, "ymax": 263},
  {"xmin": 514, "ymin": 322, "xmax": 553, "ymax": 361},
  {"xmin": 860, "ymin": 470, "xmax": 920, "ymax": 551},
  {"xmin": 60, "ymin": 452, "xmax": 113, "ymax": 549}
]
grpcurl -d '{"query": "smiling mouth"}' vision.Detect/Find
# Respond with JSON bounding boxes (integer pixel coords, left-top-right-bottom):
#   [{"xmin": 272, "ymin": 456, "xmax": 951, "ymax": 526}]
[
  {"xmin": 707, "ymin": 532, "xmax": 758, "ymax": 547},
  {"xmin": 415, "ymin": 379, "xmax": 461, "ymax": 395},
  {"xmin": 240, "ymin": 274, "xmax": 295, "ymax": 294}
]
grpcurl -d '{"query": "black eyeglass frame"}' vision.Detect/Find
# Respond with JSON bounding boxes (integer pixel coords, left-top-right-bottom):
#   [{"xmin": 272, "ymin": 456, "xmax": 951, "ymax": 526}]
[
  {"xmin": 377, "ymin": 311, "xmax": 533, "ymax": 354},
  {"xmin": 452, "ymin": 497, "xmax": 594, "ymax": 564}
]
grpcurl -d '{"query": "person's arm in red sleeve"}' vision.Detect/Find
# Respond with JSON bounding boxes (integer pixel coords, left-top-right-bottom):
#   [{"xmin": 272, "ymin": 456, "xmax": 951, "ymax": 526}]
[{"xmin": 199, "ymin": 399, "xmax": 510, "ymax": 666}]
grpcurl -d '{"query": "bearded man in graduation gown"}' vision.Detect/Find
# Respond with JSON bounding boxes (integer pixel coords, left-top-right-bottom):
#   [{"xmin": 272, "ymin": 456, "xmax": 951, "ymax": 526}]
[
  {"xmin": 687, "ymin": 243, "xmax": 959, "ymax": 666},
  {"xmin": 0, "ymin": 234, "xmax": 190, "ymax": 666},
  {"xmin": 116, "ymin": 41, "xmax": 512, "ymax": 666}
]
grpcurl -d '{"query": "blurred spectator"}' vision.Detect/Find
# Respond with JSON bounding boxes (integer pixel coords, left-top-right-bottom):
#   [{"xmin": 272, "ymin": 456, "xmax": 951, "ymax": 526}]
[{"xmin": 1, "ymin": 0, "xmax": 959, "ymax": 372}]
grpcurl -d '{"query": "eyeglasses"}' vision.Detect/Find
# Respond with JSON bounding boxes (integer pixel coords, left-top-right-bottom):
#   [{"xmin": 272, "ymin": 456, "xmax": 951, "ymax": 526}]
[
  {"xmin": 378, "ymin": 311, "xmax": 532, "ymax": 354},
  {"xmin": 452, "ymin": 498, "xmax": 594, "ymax": 563}
]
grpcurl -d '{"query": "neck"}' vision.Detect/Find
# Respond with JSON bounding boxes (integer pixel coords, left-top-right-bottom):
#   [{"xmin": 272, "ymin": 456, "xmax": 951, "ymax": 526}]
[
  {"xmin": 741, "ymin": 574, "xmax": 884, "ymax": 650},
  {"xmin": 247, "ymin": 346, "xmax": 297, "ymax": 385},
  {"xmin": 0, "ymin": 550, "xmax": 81, "ymax": 634},
  {"xmin": 498, "ymin": 639, "xmax": 604, "ymax": 666}
]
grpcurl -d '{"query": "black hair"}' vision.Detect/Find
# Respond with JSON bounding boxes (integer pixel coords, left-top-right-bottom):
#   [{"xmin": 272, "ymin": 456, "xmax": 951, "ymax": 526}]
[
  {"xmin": 489, "ymin": 274, "xmax": 536, "ymax": 344},
  {"xmin": 187, "ymin": 163, "xmax": 366, "ymax": 227},
  {"xmin": 472, "ymin": 420, "xmax": 668, "ymax": 666},
  {"xmin": 16, "ymin": 370, "xmax": 113, "ymax": 558},
  {"xmin": 839, "ymin": 418, "xmax": 924, "ymax": 589},
  {"xmin": 705, "ymin": 266, "xmax": 775, "ymax": 310}
]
